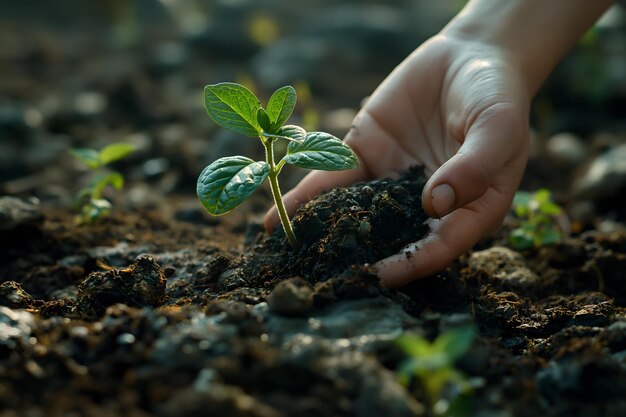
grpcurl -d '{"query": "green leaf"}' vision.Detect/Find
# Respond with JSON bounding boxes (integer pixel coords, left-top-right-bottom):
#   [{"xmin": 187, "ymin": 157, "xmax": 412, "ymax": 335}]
[
  {"xmin": 538, "ymin": 228, "xmax": 562, "ymax": 246},
  {"xmin": 204, "ymin": 83, "xmax": 262, "ymax": 137},
  {"xmin": 396, "ymin": 359, "xmax": 418, "ymax": 387},
  {"xmin": 99, "ymin": 143, "xmax": 135, "ymax": 166},
  {"xmin": 91, "ymin": 172, "xmax": 125, "ymax": 199},
  {"xmin": 396, "ymin": 334, "xmax": 432, "ymax": 357},
  {"xmin": 79, "ymin": 198, "xmax": 112, "ymax": 223},
  {"xmin": 533, "ymin": 188, "xmax": 552, "ymax": 204},
  {"xmin": 512, "ymin": 191, "xmax": 531, "ymax": 217},
  {"xmin": 539, "ymin": 201, "xmax": 562, "ymax": 216},
  {"xmin": 71, "ymin": 148, "xmax": 101, "ymax": 169},
  {"xmin": 266, "ymin": 86, "xmax": 296, "ymax": 129},
  {"xmin": 509, "ymin": 228, "xmax": 534, "ymax": 250},
  {"xmin": 433, "ymin": 326, "xmax": 476, "ymax": 361},
  {"xmin": 197, "ymin": 156, "xmax": 269, "ymax": 215},
  {"xmin": 256, "ymin": 108, "xmax": 273, "ymax": 132},
  {"xmin": 275, "ymin": 125, "xmax": 306, "ymax": 143},
  {"xmin": 284, "ymin": 132, "xmax": 359, "ymax": 171}
]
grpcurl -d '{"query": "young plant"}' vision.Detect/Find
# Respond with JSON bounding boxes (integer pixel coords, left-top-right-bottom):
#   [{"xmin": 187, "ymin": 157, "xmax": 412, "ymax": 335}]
[
  {"xmin": 70, "ymin": 143, "xmax": 135, "ymax": 223},
  {"xmin": 396, "ymin": 326, "xmax": 476, "ymax": 416},
  {"xmin": 196, "ymin": 82, "xmax": 359, "ymax": 247},
  {"xmin": 509, "ymin": 188, "xmax": 563, "ymax": 250}
]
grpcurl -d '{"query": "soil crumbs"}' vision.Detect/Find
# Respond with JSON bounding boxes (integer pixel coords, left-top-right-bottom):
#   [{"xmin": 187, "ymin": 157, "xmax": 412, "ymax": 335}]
[{"xmin": 1, "ymin": 168, "xmax": 626, "ymax": 417}]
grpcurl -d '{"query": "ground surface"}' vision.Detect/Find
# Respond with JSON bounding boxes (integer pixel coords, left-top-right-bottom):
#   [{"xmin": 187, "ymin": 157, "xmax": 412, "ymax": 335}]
[
  {"xmin": 2, "ymin": 167, "xmax": 626, "ymax": 417},
  {"xmin": 1, "ymin": 2, "xmax": 626, "ymax": 416}
]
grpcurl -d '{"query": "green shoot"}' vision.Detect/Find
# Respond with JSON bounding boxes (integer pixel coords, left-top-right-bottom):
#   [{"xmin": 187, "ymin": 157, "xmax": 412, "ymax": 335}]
[
  {"xmin": 396, "ymin": 326, "xmax": 476, "ymax": 416},
  {"xmin": 70, "ymin": 143, "xmax": 135, "ymax": 223},
  {"xmin": 196, "ymin": 82, "xmax": 359, "ymax": 247},
  {"xmin": 509, "ymin": 189, "xmax": 563, "ymax": 250}
]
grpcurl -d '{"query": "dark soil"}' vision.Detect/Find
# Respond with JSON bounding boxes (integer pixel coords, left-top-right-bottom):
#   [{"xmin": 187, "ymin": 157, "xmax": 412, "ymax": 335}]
[
  {"xmin": 2, "ymin": 4, "xmax": 626, "ymax": 417},
  {"xmin": 2, "ymin": 168, "xmax": 626, "ymax": 417}
]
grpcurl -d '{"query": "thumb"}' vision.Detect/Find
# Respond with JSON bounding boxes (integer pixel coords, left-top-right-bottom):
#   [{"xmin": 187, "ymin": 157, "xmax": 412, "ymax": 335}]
[{"xmin": 422, "ymin": 103, "xmax": 527, "ymax": 218}]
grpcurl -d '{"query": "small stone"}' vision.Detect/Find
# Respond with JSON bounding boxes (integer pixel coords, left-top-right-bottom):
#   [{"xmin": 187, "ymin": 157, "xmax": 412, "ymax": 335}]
[
  {"xmin": 0, "ymin": 196, "xmax": 43, "ymax": 232},
  {"xmin": 0, "ymin": 281, "xmax": 34, "ymax": 309},
  {"xmin": 268, "ymin": 277, "xmax": 313, "ymax": 317},
  {"xmin": 568, "ymin": 302, "xmax": 613, "ymax": 327},
  {"xmin": 77, "ymin": 254, "xmax": 166, "ymax": 318},
  {"xmin": 601, "ymin": 321, "xmax": 626, "ymax": 352},
  {"xmin": 572, "ymin": 143, "xmax": 626, "ymax": 200},
  {"xmin": 174, "ymin": 204, "xmax": 218, "ymax": 225},
  {"xmin": 546, "ymin": 132, "xmax": 587, "ymax": 166},
  {"xmin": 361, "ymin": 185, "xmax": 374, "ymax": 197},
  {"xmin": 0, "ymin": 306, "xmax": 35, "ymax": 343},
  {"xmin": 468, "ymin": 246, "xmax": 539, "ymax": 289}
]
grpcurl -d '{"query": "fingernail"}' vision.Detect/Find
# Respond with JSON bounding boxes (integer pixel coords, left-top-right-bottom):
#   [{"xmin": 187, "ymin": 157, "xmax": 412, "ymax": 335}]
[{"xmin": 431, "ymin": 183, "xmax": 455, "ymax": 217}]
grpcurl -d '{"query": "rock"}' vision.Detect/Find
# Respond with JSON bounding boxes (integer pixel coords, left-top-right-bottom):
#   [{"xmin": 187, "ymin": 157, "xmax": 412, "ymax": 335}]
[
  {"xmin": 572, "ymin": 143, "xmax": 626, "ymax": 200},
  {"xmin": 568, "ymin": 301, "xmax": 613, "ymax": 327},
  {"xmin": 546, "ymin": 132, "xmax": 587, "ymax": 166},
  {"xmin": 601, "ymin": 321, "xmax": 626, "ymax": 352},
  {"xmin": 77, "ymin": 254, "xmax": 166, "ymax": 318},
  {"xmin": 0, "ymin": 306, "xmax": 35, "ymax": 354},
  {"xmin": 174, "ymin": 204, "xmax": 219, "ymax": 225},
  {"xmin": 0, "ymin": 196, "xmax": 43, "ymax": 232},
  {"xmin": 160, "ymin": 382, "xmax": 280, "ymax": 417},
  {"xmin": 265, "ymin": 296, "xmax": 417, "ymax": 351},
  {"xmin": 330, "ymin": 353, "xmax": 425, "ymax": 417},
  {"xmin": 87, "ymin": 242, "xmax": 153, "ymax": 267},
  {"xmin": 268, "ymin": 277, "xmax": 313, "ymax": 317},
  {"xmin": 0, "ymin": 281, "xmax": 34, "ymax": 309},
  {"xmin": 536, "ymin": 355, "xmax": 626, "ymax": 406},
  {"xmin": 468, "ymin": 247, "xmax": 540, "ymax": 289}
]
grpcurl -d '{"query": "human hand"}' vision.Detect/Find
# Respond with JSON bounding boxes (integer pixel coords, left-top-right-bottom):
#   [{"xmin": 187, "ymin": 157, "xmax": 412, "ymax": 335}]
[{"xmin": 265, "ymin": 33, "xmax": 531, "ymax": 287}]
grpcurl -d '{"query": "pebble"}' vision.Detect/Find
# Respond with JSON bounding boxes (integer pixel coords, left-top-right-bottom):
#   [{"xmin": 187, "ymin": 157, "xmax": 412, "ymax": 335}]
[
  {"xmin": 0, "ymin": 281, "xmax": 34, "ymax": 309},
  {"xmin": 546, "ymin": 132, "xmax": 587, "ymax": 166},
  {"xmin": 77, "ymin": 254, "xmax": 166, "ymax": 318},
  {"xmin": 268, "ymin": 277, "xmax": 313, "ymax": 317},
  {"xmin": 0, "ymin": 196, "xmax": 43, "ymax": 232},
  {"xmin": 572, "ymin": 143, "xmax": 626, "ymax": 200},
  {"xmin": 0, "ymin": 306, "xmax": 35, "ymax": 344},
  {"xmin": 468, "ymin": 246, "xmax": 540, "ymax": 289}
]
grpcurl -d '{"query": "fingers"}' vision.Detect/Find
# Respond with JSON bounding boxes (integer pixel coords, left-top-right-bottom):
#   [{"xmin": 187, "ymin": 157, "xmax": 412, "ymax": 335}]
[
  {"xmin": 375, "ymin": 185, "xmax": 512, "ymax": 288},
  {"xmin": 263, "ymin": 166, "xmax": 368, "ymax": 232},
  {"xmin": 422, "ymin": 103, "xmax": 527, "ymax": 218}
]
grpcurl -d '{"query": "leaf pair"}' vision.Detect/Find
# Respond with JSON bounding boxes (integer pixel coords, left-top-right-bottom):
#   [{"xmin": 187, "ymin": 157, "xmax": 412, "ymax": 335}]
[
  {"xmin": 197, "ymin": 131, "xmax": 358, "ymax": 215},
  {"xmin": 204, "ymin": 83, "xmax": 296, "ymax": 137},
  {"xmin": 198, "ymin": 82, "xmax": 359, "ymax": 218},
  {"xmin": 70, "ymin": 142, "xmax": 134, "ymax": 223},
  {"xmin": 71, "ymin": 143, "xmax": 135, "ymax": 169},
  {"xmin": 396, "ymin": 326, "xmax": 476, "ymax": 407}
]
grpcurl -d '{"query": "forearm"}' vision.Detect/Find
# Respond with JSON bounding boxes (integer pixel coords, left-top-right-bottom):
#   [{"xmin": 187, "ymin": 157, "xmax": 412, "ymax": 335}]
[{"xmin": 442, "ymin": 0, "xmax": 614, "ymax": 96}]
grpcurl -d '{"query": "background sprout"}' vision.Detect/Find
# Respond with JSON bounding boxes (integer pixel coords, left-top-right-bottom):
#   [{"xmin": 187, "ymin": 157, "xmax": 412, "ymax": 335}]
[
  {"xmin": 396, "ymin": 326, "xmax": 477, "ymax": 416},
  {"xmin": 70, "ymin": 143, "xmax": 135, "ymax": 223},
  {"xmin": 509, "ymin": 189, "xmax": 564, "ymax": 250}
]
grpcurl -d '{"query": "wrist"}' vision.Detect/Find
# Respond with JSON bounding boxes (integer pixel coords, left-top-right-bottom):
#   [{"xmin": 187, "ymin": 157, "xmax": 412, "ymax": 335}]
[{"xmin": 441, "ymin": 0, "xmax": 614, "ymax": 96}]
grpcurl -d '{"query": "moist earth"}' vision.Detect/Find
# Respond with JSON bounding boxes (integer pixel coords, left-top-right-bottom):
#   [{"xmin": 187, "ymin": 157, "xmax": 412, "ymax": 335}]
[{"xmin": 1, "ymin": 169, "xmax": 625, "ymax": 417}]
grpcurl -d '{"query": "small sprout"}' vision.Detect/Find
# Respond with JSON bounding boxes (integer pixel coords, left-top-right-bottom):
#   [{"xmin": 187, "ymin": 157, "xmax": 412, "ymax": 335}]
[
  {"xmin": 70, "ymin": 143, "xmax": 135, "ymax": 223},
  {"xmin": 396, "ymin": 326, "xmax": 477, "ymax": 416},
  {"xmin": 197, "ymin": 82, "xmax": 359, "ymax": 247},
  {"xmin": 509, "ymin": 188, "xmax": 563, "ymax": 250}
]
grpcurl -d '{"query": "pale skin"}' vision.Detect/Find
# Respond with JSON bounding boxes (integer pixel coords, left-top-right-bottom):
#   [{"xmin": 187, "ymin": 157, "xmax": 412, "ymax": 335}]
[{"xmin": 265, "ymin": 0, "xmax": 615, "ymax": 287}]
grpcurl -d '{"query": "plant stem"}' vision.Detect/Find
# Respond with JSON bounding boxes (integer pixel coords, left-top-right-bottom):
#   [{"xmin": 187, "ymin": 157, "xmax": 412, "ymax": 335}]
[{"xmin": 262, "ymin": 138, "xmax": 297, "ymax": 247}]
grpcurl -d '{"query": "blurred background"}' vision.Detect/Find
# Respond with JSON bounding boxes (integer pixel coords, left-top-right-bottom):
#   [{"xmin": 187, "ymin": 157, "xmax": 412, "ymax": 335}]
[{"xmin": 1, "ymin": 0, "xmax": 625, "ymax": 220}]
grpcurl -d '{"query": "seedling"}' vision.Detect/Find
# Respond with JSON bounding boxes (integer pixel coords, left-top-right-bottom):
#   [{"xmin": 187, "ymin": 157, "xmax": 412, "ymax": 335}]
[
  {"xmin": 196, "ymin": 82, "xmax": 359, "ymax": 247},
  {"xmin": 70, "ymin": 143, "xmax": 135, "ymax": 223},
  {"xmin": 509, "ymin": 189, "xmax": 563, "ymax": 250},
  {"xmin": 396, "ymin": 326, "xmax": 476, "ymax": 416}
]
